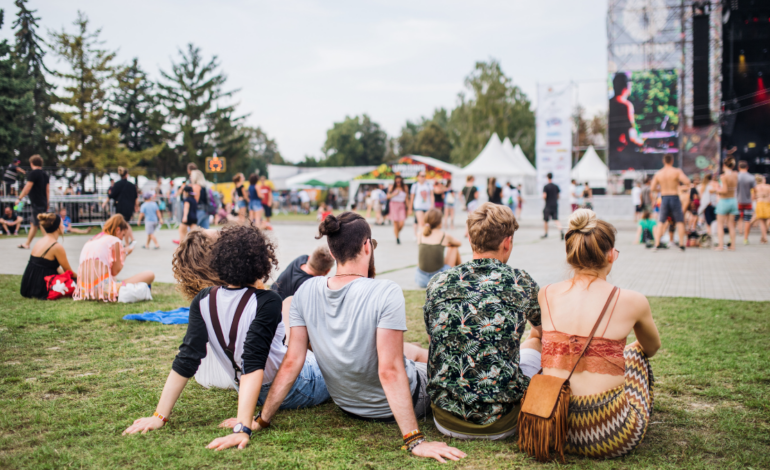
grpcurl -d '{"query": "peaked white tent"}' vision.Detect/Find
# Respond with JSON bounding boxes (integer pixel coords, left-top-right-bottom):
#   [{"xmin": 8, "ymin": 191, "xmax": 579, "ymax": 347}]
[
  {"xmin": 459, "ymin": 134, "xmax": 537, "ymax": 195},
  {"xmin": 571, "ymin": 146, "xmax": 608, "ymax": 189},
  {"xmin": 502, "ymin": 138, "xmax": 536, "ymax": 176}
]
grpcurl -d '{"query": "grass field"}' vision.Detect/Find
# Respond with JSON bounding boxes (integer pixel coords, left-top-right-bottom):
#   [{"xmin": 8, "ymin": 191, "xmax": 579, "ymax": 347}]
[{"xmin": 0, "ymin": 274, "xmax": 768, "ymax": 469}]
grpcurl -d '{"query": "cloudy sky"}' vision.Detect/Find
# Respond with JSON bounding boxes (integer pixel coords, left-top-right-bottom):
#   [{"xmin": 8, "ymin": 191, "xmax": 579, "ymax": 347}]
[{"xmin": 3, "ymin": 0, "xmax": 609, "ymax": 162}]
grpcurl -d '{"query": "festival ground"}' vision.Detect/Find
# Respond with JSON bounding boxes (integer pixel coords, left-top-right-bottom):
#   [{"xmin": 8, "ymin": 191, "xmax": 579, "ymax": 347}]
[
  {"xmin": 1, "ymin": 211, "xmax": 769, "ymax": 300},
  {"xmin": 1, "ymin": 274, "xmax": 768, "ymax": 469}
]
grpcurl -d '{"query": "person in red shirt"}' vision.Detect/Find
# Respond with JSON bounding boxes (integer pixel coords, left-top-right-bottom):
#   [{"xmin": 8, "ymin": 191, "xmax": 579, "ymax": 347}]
[{"xmin": 257, "ymin": 176, "xmax": 274, "ymax": 227}]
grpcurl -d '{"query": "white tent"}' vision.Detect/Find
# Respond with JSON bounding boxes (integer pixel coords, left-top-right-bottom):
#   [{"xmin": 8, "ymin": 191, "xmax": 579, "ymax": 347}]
[
  {"xmin": 571, "ymin": 146, "xmax": 608, "ymax": 189},
  {"xmin": 285, "ymin": 167, "xmax": 373, "ymax": 188},
  {"xmin": 459, "ymin": 134, "xmax": 537, "ymax": 195}
]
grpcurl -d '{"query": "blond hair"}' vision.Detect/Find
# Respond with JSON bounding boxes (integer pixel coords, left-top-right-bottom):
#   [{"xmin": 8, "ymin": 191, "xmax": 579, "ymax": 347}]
[
  {"xmin": 565, "ymin": 209, "xmax": 616, "ymax": 280},
  {"xmin": 103, "ymin": 214, "xmax": 129, "ymax": 236},
  {"xmin": 756, "ymin": 174, "xmax": 765, "ymax": 185},
  {"xmin": 422, "ymin": 208, "xmax": 443, "ymax": 236},
  {"xmin": 466, "ymin": 202, "xmax": 518, "ymax": 253},
  {"xmin": 190, "ymin": 169, "xmax": 207, "ymax": 186}
]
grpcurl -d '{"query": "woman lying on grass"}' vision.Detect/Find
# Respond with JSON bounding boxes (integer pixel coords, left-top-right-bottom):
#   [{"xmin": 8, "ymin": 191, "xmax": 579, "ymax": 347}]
[{"xmin": 123, "ymin": 224, "xmax": 329, "ymax": 449}]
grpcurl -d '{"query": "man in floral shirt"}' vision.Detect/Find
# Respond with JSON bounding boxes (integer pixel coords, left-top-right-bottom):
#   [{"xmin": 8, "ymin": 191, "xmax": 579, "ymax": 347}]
[{"xmin": 424, "ymin": 202, "xmax": 542, "ymax": 440}]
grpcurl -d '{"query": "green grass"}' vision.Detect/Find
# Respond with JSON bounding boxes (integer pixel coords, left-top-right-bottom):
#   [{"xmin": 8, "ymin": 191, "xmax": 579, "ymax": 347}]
[{"xmin": 0, "ymin": 275, "xmax": 768, "ymax": 469}]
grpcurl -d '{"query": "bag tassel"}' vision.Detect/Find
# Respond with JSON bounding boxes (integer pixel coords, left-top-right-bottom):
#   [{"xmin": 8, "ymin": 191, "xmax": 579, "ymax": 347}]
[{"xmin": 517, "ymin": 385, "xmax": 570, "ymax": 463}]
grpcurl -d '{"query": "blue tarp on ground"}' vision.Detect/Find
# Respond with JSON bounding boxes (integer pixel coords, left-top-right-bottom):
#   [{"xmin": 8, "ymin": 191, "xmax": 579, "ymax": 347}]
[{"xmin": 123, "ymin": 307, "xmax": 189, "ymax": 325}]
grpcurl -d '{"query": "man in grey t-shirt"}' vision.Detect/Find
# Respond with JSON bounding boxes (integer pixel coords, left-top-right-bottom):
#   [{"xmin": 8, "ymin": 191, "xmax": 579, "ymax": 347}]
[
  {"xmin": 736, "ymin": 160, "xmax": 755, "ymax": 241},
  {"xmin": 253, "ymin": 212, "xmax": 465, "ymax": 463}
]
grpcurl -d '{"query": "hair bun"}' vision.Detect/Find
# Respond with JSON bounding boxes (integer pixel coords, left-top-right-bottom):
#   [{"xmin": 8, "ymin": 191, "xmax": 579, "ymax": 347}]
[
  {"xmin": 318, "ymin": 215, "xmax": 341, "ymax": 236},
  {"xmin": 569, "ymin": 209, "xmax": 598, "ymax": 234}
]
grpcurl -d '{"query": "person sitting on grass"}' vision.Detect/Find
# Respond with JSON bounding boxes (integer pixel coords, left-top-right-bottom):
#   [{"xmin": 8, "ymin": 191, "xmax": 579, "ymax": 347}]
[
  {"xmin": 415, "ymin": 208, "xmax": 462, "ymax": 288},
  {"xmin": 73, "ymin": 214, "xmax": 155, "ymax": 302},
  {"xmin": 20, "ymin": 213, "xmax": 78, "ymax": 300},
  {"xmin": 1, "ymin": 206, "xmax": 23, "ymax": 235},
  {"xmin": 225, "ymin": 212, "xmax": 466, "ymax": 462},
  {"xmin": 123, "ymin": 224, "xmax": 330, "ymax": 440},
  {"xmin": 271, "ymin": 246, "xmax": 335, "ymax": 300},
  {"xmin": 423, "ymin": 202, "xmax": 542, "ymax": 440},
  {"xmin": 635, "ymin": 209, "xmax": 657, "ymax": 248},
  {"xmin": 58, "ymin": 207, "xmax": 92, "ymax": 235},
  {"xmin": 539, "ymin": 209, "xmax": 660, "ymax": 458},
  {"xmin": 137, "ymin": 192, "xmax": 164, "ymax": 250}
]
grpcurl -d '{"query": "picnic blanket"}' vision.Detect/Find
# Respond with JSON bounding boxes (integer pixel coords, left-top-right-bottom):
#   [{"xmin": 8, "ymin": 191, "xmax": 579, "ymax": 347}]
[{"xmin": 122, "ymin": 307, "xmax": 189, "ymax": 325}]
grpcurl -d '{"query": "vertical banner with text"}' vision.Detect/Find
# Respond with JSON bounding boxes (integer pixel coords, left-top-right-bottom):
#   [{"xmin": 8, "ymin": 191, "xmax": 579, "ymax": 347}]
[{"xmin": 536, "ymin": 83, "xmax": 573, "ymax": 203}]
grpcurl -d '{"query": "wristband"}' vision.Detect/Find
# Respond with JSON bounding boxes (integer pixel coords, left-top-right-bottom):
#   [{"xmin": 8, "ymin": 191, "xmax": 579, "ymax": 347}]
[
  {"xmin": 404, "ymin": 438, "xmax": 426, "ymax": 453},
  {"xmin": 402, "ymin": 429, "xmax": 421, "ymax": 441},
  {"xmin": 256, "ymin": 412, "xmax": 270, "ymax": 429},
  {"xmin": 153, "ymin": 411, "xmax": 169, "ymax": 423}
]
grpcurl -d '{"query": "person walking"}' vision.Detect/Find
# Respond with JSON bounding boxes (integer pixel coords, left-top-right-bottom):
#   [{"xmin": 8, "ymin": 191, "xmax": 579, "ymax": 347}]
[
  {"xmin": 736, "ymin": 161, "xmax": 755, "ymax": 243},
  {"xmin": 443, "ymin": 180, "xmax": 456, "ymax": 229},
  {"xmin": 698, "ymin": 174, "xmax": 717, "ymax": 244},
  {"xmin": 487, "ymin": 177, "xmax": 503, "ymax": 205},
  {"xmin": 541, "ymin": 173, "xmax": 563, "ymax": 239},
  {"xmin": 387, "ymin": 175, "xmax": 408, "ymax": 244},
  {"xmin": 247, "ymin": 173, "xmax": 263, "ymax": 226},
  {"xmin": 15, "ymin": 155, "xmax": 49, "ymax": 249},
  {"xmin": 750, "ymin": 174, "xmax": 769, "ymax": 244},
  {"xmin": 650, "ymin": 154, "xmax": 690, "ymax": 251},
  {"xmin": 178, "ymin": 186, "xmax": 199, "ymax": 241},
  {"xmin": 257, "ymin": 175, "xmax": 274, "ymax": 227},
  {"xmin": 409, "ymin": 171, "xmax": 434, "ymax": 238},
  {"xmin": 461, "ymin": 175, "xmax": 476, "ymax": 210},
  {"xmin": 714, "ymin": 158, "xmax": 739, "ymax": 251},
  {"xmin": 109, "ymin": 167, "xmax": 138, "ymax": 246},
  {"xmin": 232, "ymin": 173, "xmax": 248, "ymax": 225},
  {"xmin": 190, "ymin": 170, "xmax": 211, "ymax": 229},
  {"xmin": 641, "ymin": 176, "xmax": 653, "ymax": 212},
  {"xmin": 516, "ymin": 184, "xmax": 524, "ymax": 219},
  {"xmin": 570, "ymin": 179, "xmax": 580, "ymax": 213},
  {"xmin": 3, "ymin": 158, "xmax": 25, "ymax": 196},
  {"xmin": 137, "ymin": 192, "xmax": 164, "ymax": 249}
]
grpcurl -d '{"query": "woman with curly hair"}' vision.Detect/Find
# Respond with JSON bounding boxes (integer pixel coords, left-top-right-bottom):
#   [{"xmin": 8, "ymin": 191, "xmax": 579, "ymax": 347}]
[{"xmin": 124, "ymin": 224, "xmax": 330, "ymax": 445}]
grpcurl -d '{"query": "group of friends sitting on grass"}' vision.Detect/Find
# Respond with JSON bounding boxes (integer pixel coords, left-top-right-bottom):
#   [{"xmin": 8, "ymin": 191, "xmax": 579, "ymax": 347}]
[{"xmin": 113, "ymin": 203, "xmax": 660, "ymax": 463}]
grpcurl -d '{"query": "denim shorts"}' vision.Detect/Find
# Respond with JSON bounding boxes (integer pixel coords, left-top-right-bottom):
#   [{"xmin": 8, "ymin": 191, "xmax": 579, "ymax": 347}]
[
  {"xmin": 415, "ymin": 265, "xmax": 450, "ymax": 288},
  {"xmin": 257, "ymin": 352, "xmax": 330, "ymax": 410},
  {"xmin": 196, "ymin": 209, "xmax": 210, "ymax": 229},
  {"xmin": 237, "ymin": 200, "xmax": 248, "ymax": 209},
  {"xmin": 249, "ymin": 199, "xmax": 263, "ymax": 212}
]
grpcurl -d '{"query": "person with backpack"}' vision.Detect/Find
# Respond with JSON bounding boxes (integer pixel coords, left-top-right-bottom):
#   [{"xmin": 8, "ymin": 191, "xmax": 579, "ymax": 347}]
[
  {"xmin": 122, "ymin": 224, "xmax": 329, "ymax": 442},
  {"xmin": 636, "ymin": 209, "xmax": 657, "ymax": 248}
]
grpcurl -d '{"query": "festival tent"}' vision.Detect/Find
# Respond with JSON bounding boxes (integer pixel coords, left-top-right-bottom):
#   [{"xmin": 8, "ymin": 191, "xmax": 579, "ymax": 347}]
[
  {"xmin": 458, "ymin": 134, "xmax": 538, "ymax": 196},
  {"xmin": 285, "ymin": 167, "xmax": 373, "ymax": 188},
  {"xmin": 502, "ymin": 137, "xmax": 537, "ymax": 194},
  {"xmin": 571, "ymin": 145, "xmax": 609, "ymax": 189}
]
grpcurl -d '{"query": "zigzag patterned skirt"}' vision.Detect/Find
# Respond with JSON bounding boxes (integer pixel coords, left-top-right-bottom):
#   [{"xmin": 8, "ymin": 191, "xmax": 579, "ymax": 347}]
[{"xmin": 565, "ymin": 344, "xmax": 654, "ymax": 459}]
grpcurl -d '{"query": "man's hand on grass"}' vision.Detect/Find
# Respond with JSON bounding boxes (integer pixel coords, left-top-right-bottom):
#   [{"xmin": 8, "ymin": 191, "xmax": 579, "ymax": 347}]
[
  {"xmin": 206, "ymin": 433, "xmax": 250, "ymax": 451},
  {"xmin": 218, "ymin": 417, "xmax": 261, "ymax": 431},
  {"xmin": 122, "ymin": 416, "xmax": 165, "ymax": 435},
  {"xmin": 410, "ymin": 441, "xmax": 467, "ymax": 463}
]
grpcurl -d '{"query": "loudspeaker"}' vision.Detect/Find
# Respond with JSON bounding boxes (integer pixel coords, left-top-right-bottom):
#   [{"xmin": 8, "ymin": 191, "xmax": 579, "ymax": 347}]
[{"xmin": 693, "ymin": 14, "xmax": 711, "ymax": 126}]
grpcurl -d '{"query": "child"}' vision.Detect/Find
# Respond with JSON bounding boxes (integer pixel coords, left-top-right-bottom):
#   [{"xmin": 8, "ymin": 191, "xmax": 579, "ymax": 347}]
[
  {"xmin": 179, "ymin": 186, "xmax": 198, "ymax": 242},
  {"xmin": 636, "ymin": 209, "xmax": 657, "ymax": 248},
  {"xmin": 137, "ymin": 192, "xmax": 164, "ymax": 249},
  {"xmin": 318, "ymin": 202, "xmax": 332, "ymax": 221},
  {"xmin": 59, "ymin": 207, "xmax": 92, "ymax": 234}
]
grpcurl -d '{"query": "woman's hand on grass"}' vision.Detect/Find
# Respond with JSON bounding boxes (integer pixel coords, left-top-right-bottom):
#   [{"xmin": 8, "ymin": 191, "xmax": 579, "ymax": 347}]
[
  {"xmin": 219, "ymin": 417, "xmax": 261, "ymax": 430},
  {"xmin": 410, "ymin": 441, "xmax": 466, "ymax": 463},
  {"xmin": 122, "ymin": 416, "xmax": 164, "ymax": 435},
  {"xmin": 206, "ymin": 433, "xmax": 250, "ymax": 451}
]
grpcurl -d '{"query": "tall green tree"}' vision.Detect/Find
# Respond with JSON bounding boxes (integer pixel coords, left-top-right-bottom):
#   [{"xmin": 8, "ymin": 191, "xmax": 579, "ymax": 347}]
[
  {"xmin": 0, "ymin": 9, "xmax": 35, "ymax": 166},
  {"xmin": 230, "ymin": 126, "xmax": 284, "ymax": 177},
  {"xmin": 110, "ymin": 58, "xmax": 156, "ymax": 152},
  {"xmin": 50, "ymin": 12, "xmax": 158, "ymax": 170},
  {"xmin": 395, "ymin": 108, "xmax": 452, "ymax": 161},
  {"xmin": 321, "ymin": 114, "xmax": 386, "ymax": 166},
  {"xmin": 448, "ymin": 60, "xmax": 535, "ymax": 165},
  {"xmin": 12, "ymin": 0, "xmax": 57, "ymax": 161},
  {"xmin": 158, "ymin": 43, "xmax": 239, "ymax": 171}
]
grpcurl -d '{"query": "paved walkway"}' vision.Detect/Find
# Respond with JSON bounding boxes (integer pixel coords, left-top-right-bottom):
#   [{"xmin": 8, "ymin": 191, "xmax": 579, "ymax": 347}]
[{"xmin": 2, "ymin": 213, "xmax": 768, "ymax": 301}]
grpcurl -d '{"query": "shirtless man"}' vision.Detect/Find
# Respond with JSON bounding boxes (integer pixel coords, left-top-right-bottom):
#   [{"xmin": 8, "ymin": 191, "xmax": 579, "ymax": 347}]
[
  {"xmin": 714, "ymin": 158, "xmax": 739, "ymax": 251},
  {"xmin": 650, "ymin": 154, "xmax": 690, "ymax": 251},
  {"xmin": 746, "ymin": 175, "xmax": 769, "ymax": 244}
]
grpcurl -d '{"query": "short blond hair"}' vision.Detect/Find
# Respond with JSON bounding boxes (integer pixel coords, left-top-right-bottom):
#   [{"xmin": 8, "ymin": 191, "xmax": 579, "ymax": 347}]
[{"xmin": 467, "ymin": 202, "xmax": 518, "ymax": 253}]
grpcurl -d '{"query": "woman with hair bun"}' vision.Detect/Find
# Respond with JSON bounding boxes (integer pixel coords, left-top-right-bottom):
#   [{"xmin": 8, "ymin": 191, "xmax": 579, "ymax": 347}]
[
  {"xmin": 414, "ymin": 208, "xmax": 462, "ymax": 287},
  {"xmin": 20, "ymin": 213, "xmax": 77, "ymax": 299},
  {"xmin": 73, "ymin": 214, "xmax": 155, "ymax": 302},
  {"xmin": 536, "ymin": 209, "xmax": 661, "ymax": 459}
]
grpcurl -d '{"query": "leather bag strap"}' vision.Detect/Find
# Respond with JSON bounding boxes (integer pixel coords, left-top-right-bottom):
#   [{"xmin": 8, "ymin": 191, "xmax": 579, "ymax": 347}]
[{"xmin": 566, "ymin": 286, "xmax": 618, "ymax": 380}]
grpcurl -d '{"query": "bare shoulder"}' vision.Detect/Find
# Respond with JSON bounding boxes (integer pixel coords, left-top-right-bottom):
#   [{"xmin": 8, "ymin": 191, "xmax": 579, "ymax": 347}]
[{"xmin": 618, "ymin": 288, "xmax": 650, "ymax": 316}]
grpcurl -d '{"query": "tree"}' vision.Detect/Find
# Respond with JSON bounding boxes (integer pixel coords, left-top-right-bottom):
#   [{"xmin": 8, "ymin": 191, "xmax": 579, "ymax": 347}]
[
  {"xmin": 395, "ymin": 108, "xmax": 452, "ymax": 161},
  {"xmin": 110, "ymin": 58, "xmax": 156, "ymax": 152},
  {"xmin": 447, "ymin": 60, "xmax": 535, "ymax": 165},
  {"xmin": 49, "ymin": 12, "xmax": 158, "ymax": 170},
  {"xmin": 230, "ymin": 126, "xmax": 284, "ymax": 177},
  {"xmin": 321, "ymin": 114, "xmax": 386, "ymax": 166},
  {"xmin": 158, "ymin": 43, "xmax": 239, "ymax": 171},
  {"xmin": 0, "ymin": 9, "xmax": 34, "ymax": 166},
  {"xmin": 12, "ymin": 0, "xmax": 57, "ymax": 162}
]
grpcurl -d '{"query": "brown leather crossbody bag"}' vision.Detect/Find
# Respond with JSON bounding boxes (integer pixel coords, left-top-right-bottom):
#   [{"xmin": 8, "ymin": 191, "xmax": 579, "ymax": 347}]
[{"xmin": 517, "ymin": 286, "xmax": 618, "ymax": 463}]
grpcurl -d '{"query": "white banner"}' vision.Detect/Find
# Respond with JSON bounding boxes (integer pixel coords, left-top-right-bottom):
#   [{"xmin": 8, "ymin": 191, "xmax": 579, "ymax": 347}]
[{"xmin": 536, "ymin": 83, "xmax": 573, "ymax": 204}]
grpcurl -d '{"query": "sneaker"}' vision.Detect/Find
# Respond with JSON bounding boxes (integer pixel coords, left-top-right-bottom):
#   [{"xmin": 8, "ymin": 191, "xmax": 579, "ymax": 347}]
[
  {"xmin": 560, "ymin": 231, "xmax": 565, "ymax": 241},
  {"xmin": 540, "ymin": 234, "xmax": 548, "ymax": 239},
  {"xmin": 743, "ymin": 239, "xmax": 749, "ymax": 245},
  {"xmin": 679, "ymin": 245, "xmax": 685, "ymax": 252},
  {"xmin": 396, "ymin": 237, "xmax": 401, "ymax": 245}
]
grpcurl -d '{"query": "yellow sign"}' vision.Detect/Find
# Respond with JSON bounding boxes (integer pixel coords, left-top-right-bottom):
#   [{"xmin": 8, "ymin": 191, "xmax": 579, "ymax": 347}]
[{"xmin": 206, "ymin": 156, "xmax": 226, "ymax": 173}]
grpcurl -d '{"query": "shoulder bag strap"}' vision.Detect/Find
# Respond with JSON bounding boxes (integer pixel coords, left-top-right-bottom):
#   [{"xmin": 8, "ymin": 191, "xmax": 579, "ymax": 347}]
[{"xmin": 566, "ymin": 286, "xmax": 619, "ymax": 380}]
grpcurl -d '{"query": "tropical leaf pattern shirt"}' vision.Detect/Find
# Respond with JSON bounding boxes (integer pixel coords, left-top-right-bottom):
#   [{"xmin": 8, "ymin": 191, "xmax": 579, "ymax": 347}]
[{"xmin": 423, "ymin": 258, "xmax": 541, "ymax": 426}]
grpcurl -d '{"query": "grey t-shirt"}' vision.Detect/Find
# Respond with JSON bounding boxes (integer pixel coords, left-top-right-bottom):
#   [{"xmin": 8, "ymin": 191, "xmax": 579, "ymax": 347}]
[
  {"xmin": 737, "ymin": 172, "xmax": 756, "ymax": 204},
  {"xmin": 290, "ymin": 277, "xmax": 418, "ymax": 418}
]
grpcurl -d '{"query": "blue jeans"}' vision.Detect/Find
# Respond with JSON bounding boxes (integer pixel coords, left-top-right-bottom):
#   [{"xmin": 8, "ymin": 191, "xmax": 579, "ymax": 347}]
[
  {"xmin": 249, "ymin": 199, "xmax": 263, "ymax": 211},
  {"xmin": 257, "ymin": 353, "xmax": 330, "ymax": 410},
  {"xmin": 196, "ymin": 208, "xmax": 210, "ymax": 229},
  {"xmin": 415, "ymin": 265, "xmax": 451, "ymax": 288}
]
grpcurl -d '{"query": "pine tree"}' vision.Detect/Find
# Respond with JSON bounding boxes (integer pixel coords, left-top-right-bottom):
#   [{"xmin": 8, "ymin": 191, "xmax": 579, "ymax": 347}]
[
  {"xmin": 0, "ymin": 9, "xmax": 34, "ymax": 166},
  {"xmin": 110, "ymin": 58, "xmax": 155, "ymax": 152},
  {"xmin": 12, "ymin": 0, "xmax": 57, "ymax": 161}
]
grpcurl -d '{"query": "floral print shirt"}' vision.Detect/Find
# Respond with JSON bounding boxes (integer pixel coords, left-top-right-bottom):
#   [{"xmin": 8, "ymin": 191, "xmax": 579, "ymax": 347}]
[{"xmin": 423, "ymin": 258, "xmax": 541, "ymax": 426}]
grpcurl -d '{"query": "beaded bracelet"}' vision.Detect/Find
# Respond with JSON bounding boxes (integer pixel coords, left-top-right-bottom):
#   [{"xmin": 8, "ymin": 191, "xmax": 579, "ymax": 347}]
[
  {"xmin": 401, "ymin": 431, "xmax": 425, "ymax": 450},
  {"xmin": 405, "ymin": 438, "xmax": 426, "ymax": 453},
  {"xmin": 403, "ymin": 429, "xmax": 421, "ymax": 441},
  {"xmin": 153, "ymin": 411, "xmax": 169, "ymax": 423}
]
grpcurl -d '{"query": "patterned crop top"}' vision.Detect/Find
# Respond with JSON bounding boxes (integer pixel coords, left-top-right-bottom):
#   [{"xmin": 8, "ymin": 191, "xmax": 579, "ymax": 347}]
[{"xmin": 540, "ymin": 286, "xmax": 626, "ymax": 376}]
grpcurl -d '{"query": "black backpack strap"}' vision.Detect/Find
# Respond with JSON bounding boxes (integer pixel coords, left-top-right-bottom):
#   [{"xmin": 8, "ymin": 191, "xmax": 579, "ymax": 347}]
[{"xmin": 208, "ymin": 286, "xmax": 256, "ymax": 384}]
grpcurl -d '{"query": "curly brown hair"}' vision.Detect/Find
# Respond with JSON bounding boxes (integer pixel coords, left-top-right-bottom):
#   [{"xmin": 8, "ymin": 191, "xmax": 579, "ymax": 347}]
[
  {"xmin": 172, "ymin": 229, "xmax": 223, "ymax": 300},
  {"xmin": 210, "ymin": 224, "xmax": 278, "ymax": 287}
]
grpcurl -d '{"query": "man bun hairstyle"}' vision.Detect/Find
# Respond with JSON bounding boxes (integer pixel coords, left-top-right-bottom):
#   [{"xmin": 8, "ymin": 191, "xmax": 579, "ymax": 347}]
[
  {"xmin": 308, "ymin": 246, "xmax": 335, "ymax": 274},
  {"xmin": 565, "ymin": 209, "xmax": 616, "ymax": 278},
  {"xmin": 423, "ymin": 208, "xmax": 443, "ymax": 236},
  {"xmin": 103, "ymin": 214, "xmax": 129, "ymax": 236},
  {"xmin": 210, "ymin": 224, "xmax": 278, "ymax": 286},
  {"xmin": 117, "ymin": 166, "xmax": 128, "ymax": 177},
  {"xmin": 316, "ymin": 211, "xmax": 371, "ymax": 265},
  {"xmin": 466, "ymin": 202, "xmax": 518, "ymax": 253},
  {"xmin": 29, "ymin": 155, "xmax": 43, "ymax": 167}
]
